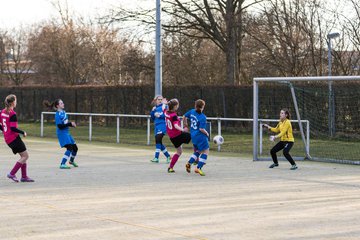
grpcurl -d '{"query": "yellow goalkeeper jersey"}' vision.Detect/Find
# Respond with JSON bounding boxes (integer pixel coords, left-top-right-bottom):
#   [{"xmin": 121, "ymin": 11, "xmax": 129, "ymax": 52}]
[{"xmin": 270, "ymin": 119, "xmax": 294, "ymax": 142}]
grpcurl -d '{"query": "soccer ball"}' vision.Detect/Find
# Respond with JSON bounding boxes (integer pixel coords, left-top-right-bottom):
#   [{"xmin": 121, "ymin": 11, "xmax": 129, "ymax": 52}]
[{"xmin": 213, "ymin": 135, "xmax": 224, "ymax": 145}]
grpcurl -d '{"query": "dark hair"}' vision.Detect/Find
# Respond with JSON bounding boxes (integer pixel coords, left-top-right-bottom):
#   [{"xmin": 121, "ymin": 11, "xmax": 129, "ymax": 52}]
[
  {"xmin": 282, "ymin": 108, "xmax": 291, "ymax": 119},
  {"xmin": 195, "ymin": 99, "xmax": 205, "ymax": 113},
  {"xmin": 4, "ymin": 94, "xmax": 16, "ymax": 113},
  {"xmin": 167, "ymin": 98, "xmax": 179, "ymax": 112},
  {"xmin": 43, "ymin": 99, "xmax": 62, "ymax": 110}
]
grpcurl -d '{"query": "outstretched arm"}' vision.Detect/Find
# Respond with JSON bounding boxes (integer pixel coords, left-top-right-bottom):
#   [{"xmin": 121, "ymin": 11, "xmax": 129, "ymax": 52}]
[{"xmin": 264, "ymin": 123, "xmax": 280, "ymax": 133}]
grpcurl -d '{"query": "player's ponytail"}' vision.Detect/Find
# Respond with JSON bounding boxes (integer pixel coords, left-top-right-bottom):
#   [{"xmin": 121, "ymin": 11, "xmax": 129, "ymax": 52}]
[
  {"xmin": 195, "ymin": 99, "xmax": 205, "ymax": 113},
  {"xmin": 4, "ymin": 94, "xmax": 16, "ymax": 113},
  {"xmin": 282, "ymin": 108, "xmax": 291, "ymax": 119},
  {"xmin": 43, "ymin": 99, "xmax": 61, "ymax": 110}
]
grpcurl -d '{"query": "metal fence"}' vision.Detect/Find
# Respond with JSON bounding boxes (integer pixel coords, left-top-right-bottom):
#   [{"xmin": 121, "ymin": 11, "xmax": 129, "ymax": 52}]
[{"xmin": 41, "ymin": 112, "xmax": 310, "ymax": 153}]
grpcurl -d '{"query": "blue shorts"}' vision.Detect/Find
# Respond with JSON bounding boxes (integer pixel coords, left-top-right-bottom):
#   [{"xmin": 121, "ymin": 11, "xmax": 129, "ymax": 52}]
[
  {"xmin": 58, "ymin": 134, "xmax": 76, "ymax": 148},
  {"xmin": 192, "ymin": 135, "xmax": 209, "ymax": 152},
  {"xmin": 155, "ymin": 125, "xmax": 166, "ymax": 135}
]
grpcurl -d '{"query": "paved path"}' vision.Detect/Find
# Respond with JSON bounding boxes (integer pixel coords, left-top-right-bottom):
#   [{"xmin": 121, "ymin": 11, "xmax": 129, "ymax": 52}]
[{"xmin": 0, "ymin": 138, "xmax": 360, "ymax": 240}]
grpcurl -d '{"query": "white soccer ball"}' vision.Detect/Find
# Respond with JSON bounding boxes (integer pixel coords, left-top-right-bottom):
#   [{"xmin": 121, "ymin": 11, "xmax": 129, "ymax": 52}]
[{"xmin": 213, "ymin": 135, "xmax": 224, "ymax": 145}]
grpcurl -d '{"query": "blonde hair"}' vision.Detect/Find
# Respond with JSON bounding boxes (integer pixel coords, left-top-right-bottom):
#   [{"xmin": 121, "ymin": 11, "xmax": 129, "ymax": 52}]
[
  {"xmin": 4, "ymin": 94, "xmax": 16, "ymax": 113},
  {"xmin": 151, "ymin": 95, "xmax": 163, "ymax": 107}
]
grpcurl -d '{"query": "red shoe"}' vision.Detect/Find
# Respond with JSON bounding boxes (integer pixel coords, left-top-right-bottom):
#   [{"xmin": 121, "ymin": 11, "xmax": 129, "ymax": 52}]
[
  {"xmin": 7, "ymin": 173, "xmax": 19, "ymax": 182},
  {"xmin": 21, "ymin": 177, "xmax": 35, "ymax": 182}
]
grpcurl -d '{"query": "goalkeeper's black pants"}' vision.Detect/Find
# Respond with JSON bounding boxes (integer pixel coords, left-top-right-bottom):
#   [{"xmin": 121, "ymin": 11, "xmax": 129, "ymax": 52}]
[{"xmin": 270, "ymin": 141, "xmax": 295, "ymax": 165}]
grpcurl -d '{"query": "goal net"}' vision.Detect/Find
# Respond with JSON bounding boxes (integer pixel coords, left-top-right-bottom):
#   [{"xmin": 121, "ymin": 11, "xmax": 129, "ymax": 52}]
[{"xmin": 253, "ymin": 76, "xmax": 360, "ymax": 164}]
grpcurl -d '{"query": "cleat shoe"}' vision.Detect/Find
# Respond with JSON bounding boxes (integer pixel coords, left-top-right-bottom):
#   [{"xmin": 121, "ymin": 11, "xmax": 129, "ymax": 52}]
[
  {"xmin": 186, "ymin": 163, "xmax": 191, "ymax": 173},
  {"xmin": 167, "ymin": 168, "xmax": 175, "ymax": 173},
  {"xmin": 290, "ymin": 164, "xmax": 298, "ymax": 170},
  {"xmin": 60, "ymin": 164, "xmax": 71, "ymax": 169},
  {"xmin": 7, "ymin": 173, "xmax": 19, "ymax": 182},
  {"xmin": 195, "ymin": 168, "xmax": 205, "ymax": 176},
  {"xmin": 269, "ymin": 163, "xmax": 279, "ymax": 168},
  {"xmin": 151, "ymin": 158, "xmax": 159, "ymax": 163},
  {"xmin": 69, "ymin": 161, "xmax": 78, "ymax": 167},
  {"xmin": 166, "ymin": 157, "xmax": 171, "ymax": 164},
  {"xmin": 21, "ymin": 177, "xmax": 35, "ymax": 182}
]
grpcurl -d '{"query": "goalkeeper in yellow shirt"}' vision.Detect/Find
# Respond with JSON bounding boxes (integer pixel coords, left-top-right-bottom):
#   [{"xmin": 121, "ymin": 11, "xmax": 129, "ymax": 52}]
[{"xmin": 263, "ymin": 109, "xmax": 298, "ymax": 170}]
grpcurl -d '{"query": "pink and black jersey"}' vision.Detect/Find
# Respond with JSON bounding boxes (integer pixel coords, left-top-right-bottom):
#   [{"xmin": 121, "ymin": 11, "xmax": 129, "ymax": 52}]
[
  {"xmin": 0, "ymin": 109, "xmax": 19, "ymax": 144},
  {"xmin": 164, "ymin": 110, "xmax": 182, "ymax": 139}
]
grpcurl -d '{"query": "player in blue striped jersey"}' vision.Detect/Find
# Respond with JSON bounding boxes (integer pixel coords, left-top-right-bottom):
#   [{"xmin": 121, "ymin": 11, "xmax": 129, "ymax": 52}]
[
  {"xmin": 183, "ymin": 99, "xmax": 209, "ymax": 176},
  {"xmin": 150, "ymin": 95, "xmax": 170, "ymax": 163}
]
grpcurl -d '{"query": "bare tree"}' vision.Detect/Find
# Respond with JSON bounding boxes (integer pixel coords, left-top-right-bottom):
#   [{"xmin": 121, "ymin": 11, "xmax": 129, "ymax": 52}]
[
  {"xmin": 1, "ymin": 29, "xmax": 34, "ymax": 85},
  {"xmin": 28, "ymin": 22, "xmax": 84, "ymax": 85},
  {"xmin": 27, "ymin": 1, "xmax": 96, "ymax": 85},
  {"xmin": 26, "ymin": 0, "xmax": 154, "ymax": 86},
  {"xmin": 246, "ymin": 0, "xmax": 334, "ymax": 77},
  {"xmin": 79, "ymin": 24, "xmax": 123, "ymax": 85},
  {"xmin": 103, "ymin": 0, "xmax": 264, "ymax": 85},
  {"xmin": 0, "ymin": 33, "xmax": 5, "ymax": 84},
  {"xmin": 28, "ymin": 19, "xmax": 153, "ymax": 86},
  {"xmin": 332, "ymin": 0, "xmax": 360, "ymax": 75},
  {"xmin": 162, "ymin": 30, "xmax": 226, "ymax": 85}
]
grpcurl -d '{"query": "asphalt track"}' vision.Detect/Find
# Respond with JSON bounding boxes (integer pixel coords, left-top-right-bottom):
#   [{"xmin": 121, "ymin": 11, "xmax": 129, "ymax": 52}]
[{"xmin": 1, "ymin": 138, "xmax": 360, "ymax": 240}]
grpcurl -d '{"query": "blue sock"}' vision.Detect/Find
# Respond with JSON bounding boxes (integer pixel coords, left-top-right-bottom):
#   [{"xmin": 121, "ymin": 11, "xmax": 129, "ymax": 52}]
[
  {"xmin": 161, "ymin": 144, "xmax": 170, "ymax": 158},
  {"xmin": 155, "ymin": 144, "xmax": 161, "ymax": 159},
  {"xmin": 61, "ymin": 150, "xmax": 71, "ymax": 165},
  {"xmin": 197, "ymin": 154, "xmax": 208, "ymax": 169},
  {"xmin": 188, "ymin": 152, "xmax": 200, "ymax": 164}
]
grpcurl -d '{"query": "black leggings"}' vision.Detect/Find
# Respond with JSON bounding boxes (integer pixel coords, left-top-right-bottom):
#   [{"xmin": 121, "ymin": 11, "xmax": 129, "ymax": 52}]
[
  {"xmin": 155, "ymin": 133, "xmax": 165, "ymax": 145},
  {"xmin": 64, "ymin": 144, "xmax": 78, "ymax": 154},
  {"xmin": 270, "ymin": 141, "xmax": 295, "ymax": 165}
]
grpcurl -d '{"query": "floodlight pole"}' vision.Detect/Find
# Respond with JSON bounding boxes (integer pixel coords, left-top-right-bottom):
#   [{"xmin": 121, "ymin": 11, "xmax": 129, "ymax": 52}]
[
  {"xmin": 155, "ymin": 0, "xmax": 162, "ymax": 96},
  {"xmin": 327, "ymin": 32, "xmax": 339, "ymax": 137}
]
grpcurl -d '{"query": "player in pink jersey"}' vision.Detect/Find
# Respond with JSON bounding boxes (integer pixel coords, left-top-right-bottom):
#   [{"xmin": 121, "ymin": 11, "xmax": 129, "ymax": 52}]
[
  {"xmin": 163, "ymin": 98, "xmax": 191, "ymax": 173},
  {"xmin": 0, "ymin": 94, "xmax": 34, "ymax": 182}
]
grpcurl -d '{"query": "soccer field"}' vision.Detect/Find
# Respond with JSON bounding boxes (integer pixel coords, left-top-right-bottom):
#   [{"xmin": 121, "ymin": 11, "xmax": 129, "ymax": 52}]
[{"xmin": 1, "ymin": 138, "xmax": 360, "ymax": 240}]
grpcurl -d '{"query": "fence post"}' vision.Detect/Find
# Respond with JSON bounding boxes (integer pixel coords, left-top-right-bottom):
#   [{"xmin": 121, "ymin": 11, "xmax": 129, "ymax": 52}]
[
  {"xmin": 89, "ymin": 115, "xmax": 92, "ymax": 142},
  {"xmin": 117, "ymin": 116, "xmax": 120, "ymax": 144},
  {"xmin": 217, "ymin": 118, "xmax": 221, "ymax": 152},
  {"xmin": 259, "ymin": 122, "xmax": 263, "ymax": 155},
  {"xmin": 306, "ymin": 120, "xmax": 310, "ymax": 157},
  {"xmin": 41, "ymin": 112, "xmax": 44, "ymax": 137},
  {"xmin": 147, "ymin": 117, "xmax": 151, "ymax": 145}
]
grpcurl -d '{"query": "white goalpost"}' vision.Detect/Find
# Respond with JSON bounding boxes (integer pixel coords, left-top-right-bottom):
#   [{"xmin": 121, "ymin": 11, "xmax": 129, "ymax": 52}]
[{"xmin": 253, "ymin": 75, "xmax": 360, "ymax": 164}]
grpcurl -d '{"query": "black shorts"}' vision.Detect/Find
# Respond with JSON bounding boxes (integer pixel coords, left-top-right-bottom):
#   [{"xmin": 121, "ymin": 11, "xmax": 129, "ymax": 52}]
[
  {"xmin": 170, "ymin": 132, "xmax": 191, "ymax": 148},
  {"xmin": 8, "ymin": 136, "xmax": 27, "ymax": 154}
]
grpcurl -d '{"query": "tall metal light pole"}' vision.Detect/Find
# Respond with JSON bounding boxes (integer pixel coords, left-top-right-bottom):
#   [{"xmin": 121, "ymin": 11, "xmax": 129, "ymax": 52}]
[
  {"xmin": 327, "ymin": 32, "xmax": 340, "ymax": 137},
  {"xmin": 155, "ymin": 0, "xmax": 162, "ymax": 96}
]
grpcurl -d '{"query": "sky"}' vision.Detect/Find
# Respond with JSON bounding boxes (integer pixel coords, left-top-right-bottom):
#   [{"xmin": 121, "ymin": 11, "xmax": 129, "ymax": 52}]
[{"xmin": 0, "ymin": 0, "xmax": 153, "ymax": 29}]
